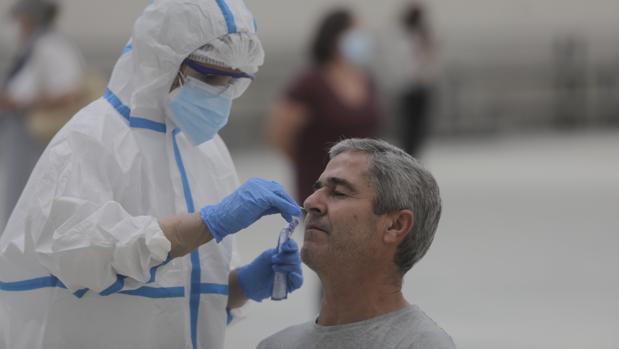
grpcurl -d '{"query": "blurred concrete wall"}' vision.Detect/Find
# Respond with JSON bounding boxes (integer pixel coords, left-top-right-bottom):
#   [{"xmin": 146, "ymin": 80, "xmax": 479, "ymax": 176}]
[
  {"xmin": 2, "ymin": 0, "xmax": 618, "ymax": 63},
  {"xmin": 1, "ymin": 0, "xmax": 618, "ymax": 148}
]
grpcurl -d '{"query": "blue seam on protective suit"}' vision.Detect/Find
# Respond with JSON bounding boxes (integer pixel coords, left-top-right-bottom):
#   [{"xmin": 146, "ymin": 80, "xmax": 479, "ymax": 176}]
[
  {"xmin": 122, "ymin": 43, "xmax": 133, "ymax": 55},
  {"xmin": 130, "ymin": 116, "xmax": 167, "ymax": 133},
  {"xmin": 99, "ymin": 275, "xmax": 127, "ymax": 296},
  {"xmin": 0, "ymin": 276, "xmax": 83, "ymax": 298},
  {"xmin": 120, "ymin": 286, "xmax": 185, "ymax": 298},
  {"xmin": 215, "ymin": 0, "xmax": 237, "ymax": 33},
  {"xmin": 148, "ymin": 256, "xmax": 172, "ymax": 283},
  {"xmin": 103, "ymin": 88, "xmax": 167, "ymax": 134},
  {"xmin": 148, "ymin": 267, "xmax": 157, "ymax": 283},
  {"xmin": 104, "ymin": 88, "xmax": 130, "ymax": 121},
  {"xmin": 172, "ymin": 129, "xmax": 195, "ymax": 213},
  {"xmin": 189, "ymin": 252, "xmax": 201, "ymax": 349},
  {"xmin": 79, "ymin": 255, "xmax": 171, "ymax": 297},
  {"xmin": 0, "ymin": 275, "xmax": 226, "ymax": 298},
  {"xmin": 73, "ymin": 288, "xmax": 89, "ymax": 298},
  {"xmin": 172, "ymin": 128, "xmax": 201, "ymax": 349},
  {"xmin": 226, "ymin": 307, "xmax": 233, "ymax": 325},
  {"xmin": 198, "ymin": 283, "xmax": 228, "ymax": 295},
  {"xmin": 0, "ymin": 275, "xmax": 64, "ymax": 291}
]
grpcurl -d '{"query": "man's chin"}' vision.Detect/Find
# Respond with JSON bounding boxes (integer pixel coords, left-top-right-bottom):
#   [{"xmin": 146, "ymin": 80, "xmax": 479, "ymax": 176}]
[
  {"xmin": 301, "ymin": 244, "xmax": 324, "ymax": 269},
  {"xmin": 301, "ymin": 239, "xmax": 327, "ymax": 259}
]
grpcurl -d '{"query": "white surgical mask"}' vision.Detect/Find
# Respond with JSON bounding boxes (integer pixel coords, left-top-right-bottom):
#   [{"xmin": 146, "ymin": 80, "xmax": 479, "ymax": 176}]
[{"xmin": 166, "ymin": 76, "xmax": 232, "ymax": 145}]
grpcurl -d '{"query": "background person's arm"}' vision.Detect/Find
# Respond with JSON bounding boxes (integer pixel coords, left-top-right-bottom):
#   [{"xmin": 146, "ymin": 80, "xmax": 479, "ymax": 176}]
[{"xmin": 265, "ymin": 99, "xmax": 308, "ymax": 161}]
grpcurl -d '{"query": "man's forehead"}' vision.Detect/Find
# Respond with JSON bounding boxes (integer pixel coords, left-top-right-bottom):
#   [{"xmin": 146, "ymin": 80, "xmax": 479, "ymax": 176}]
[{"xmin": 320, "ymin": 152, "xmax": 371, "ymax": 185}]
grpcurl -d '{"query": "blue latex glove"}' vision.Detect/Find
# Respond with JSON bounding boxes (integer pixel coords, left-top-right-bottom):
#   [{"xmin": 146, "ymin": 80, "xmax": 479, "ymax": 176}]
[
  {"xmin": 237, "ymin": 239, "xmax": 303, "ymax": 302},
  {"xmin": 200, "ymin": 178, "xmax": 301, "ymax": 242}
]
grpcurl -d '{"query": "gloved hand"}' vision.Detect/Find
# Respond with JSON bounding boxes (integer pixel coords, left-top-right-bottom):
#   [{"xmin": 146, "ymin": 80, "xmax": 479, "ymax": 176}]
[
  {"xmin": 200, "ymin": 177, "xmax": 301, "ymax": 242},
  {"xmin": 237, "ymin": 239, "xmax": 303, "ymax": 302}
]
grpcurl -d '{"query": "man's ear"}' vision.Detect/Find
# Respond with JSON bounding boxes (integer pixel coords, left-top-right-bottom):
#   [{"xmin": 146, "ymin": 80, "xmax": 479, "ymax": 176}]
[{"xmin": 383, "ymin": 209, "xmax": 414, "ymax": 244}]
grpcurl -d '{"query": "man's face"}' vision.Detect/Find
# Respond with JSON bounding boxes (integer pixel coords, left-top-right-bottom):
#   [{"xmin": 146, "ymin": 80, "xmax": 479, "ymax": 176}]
[{"xmin": 302, "ymin": 151, "xmax": 384, "ymax": 275}]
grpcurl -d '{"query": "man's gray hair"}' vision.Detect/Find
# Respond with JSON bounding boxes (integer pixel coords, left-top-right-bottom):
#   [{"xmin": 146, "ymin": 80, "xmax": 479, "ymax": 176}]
[{"xmin": 329, "ymin": 138, "xmax": 442, "ymax": 274}]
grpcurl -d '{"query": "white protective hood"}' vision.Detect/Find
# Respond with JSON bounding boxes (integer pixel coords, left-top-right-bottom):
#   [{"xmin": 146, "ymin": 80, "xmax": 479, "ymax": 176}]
[
  {"xmin": 109, "ymin": 0, "xmax": 264, "ymax": 124},
  {"xmin": 0, "ymin": 1, "xmax": 263, "ymax": 349}
]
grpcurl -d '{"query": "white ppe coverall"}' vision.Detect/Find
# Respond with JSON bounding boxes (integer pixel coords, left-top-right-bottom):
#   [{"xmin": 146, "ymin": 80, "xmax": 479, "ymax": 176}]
[{"xmin": 0, "ymin": 0, "xmax": 264, "ymax": 348}]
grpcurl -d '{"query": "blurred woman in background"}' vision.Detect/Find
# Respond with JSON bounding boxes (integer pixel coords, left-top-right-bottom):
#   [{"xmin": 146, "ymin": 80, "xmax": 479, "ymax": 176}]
[
  {"xmin": 0, "ymin": 0, "xmax": 84, "ymax": 231},
  {"xmin": 267, "ymin": 8, "xmax": 382, "ymax": 203},
  {"xmin": 396, "ymin": 2, "xmax": 437, "ymax": 157}
]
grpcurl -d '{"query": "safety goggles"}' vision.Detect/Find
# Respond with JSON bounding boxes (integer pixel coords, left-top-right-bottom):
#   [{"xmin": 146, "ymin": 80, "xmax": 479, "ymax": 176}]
[
  {"xmin": 184, "ymin": 59, "xmax": 255, "ymax": 80},
  {"xmin": 181, "ymin": 59, "xmax": 254, "ymax": 99}
]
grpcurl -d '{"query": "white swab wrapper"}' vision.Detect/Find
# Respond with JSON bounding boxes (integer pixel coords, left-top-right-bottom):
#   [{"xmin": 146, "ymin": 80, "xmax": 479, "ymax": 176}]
[{"xmin": 271, "ymin": 217, "xmax": 300, "ymax": 301}]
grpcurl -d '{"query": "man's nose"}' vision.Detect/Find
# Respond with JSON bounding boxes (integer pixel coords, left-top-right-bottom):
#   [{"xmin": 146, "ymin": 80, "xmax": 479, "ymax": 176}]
[{"xmin": 303, "ymin": 190, "xmax": 326, "ymax": 216}]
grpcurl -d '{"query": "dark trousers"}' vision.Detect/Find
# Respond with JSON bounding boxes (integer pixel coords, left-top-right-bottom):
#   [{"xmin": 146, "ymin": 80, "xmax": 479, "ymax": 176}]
[
  {"xmin": 400, "ymin": 86, "xmax": 431, "ymax": 158},
  {"xmin": 0, "ymin": 114, "xmax": 43, "ymax": 231}
]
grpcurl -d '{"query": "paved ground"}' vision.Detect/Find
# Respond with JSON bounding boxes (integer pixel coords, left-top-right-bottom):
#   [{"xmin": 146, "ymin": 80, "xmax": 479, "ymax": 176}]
[{"xmin": 225, "ymin": 130, "xmax": 619, "ymax": 349}]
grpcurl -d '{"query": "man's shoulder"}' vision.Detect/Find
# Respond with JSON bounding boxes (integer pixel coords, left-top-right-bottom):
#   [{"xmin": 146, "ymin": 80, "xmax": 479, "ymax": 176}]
[
  {"xmin": 257, "ymin": 306, "xmax": 456, "ymax": 349},
  {"xmin": 257, "ymin": 321, "xmax": 315, "ymax": 349},
  {"xmin": 396, "ymin": 305, "xmax": 456, "ymax": 349}
]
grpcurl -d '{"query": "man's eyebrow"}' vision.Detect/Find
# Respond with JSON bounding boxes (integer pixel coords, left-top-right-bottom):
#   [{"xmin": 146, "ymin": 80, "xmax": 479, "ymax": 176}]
[{"xmin": 312, "ymin": 177, "xmax": 358, "ymax": 193}]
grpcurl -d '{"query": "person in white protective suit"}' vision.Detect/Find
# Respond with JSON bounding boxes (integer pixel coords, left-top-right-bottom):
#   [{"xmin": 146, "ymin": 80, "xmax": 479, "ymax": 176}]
[{"xmin": 0, "ymin": 1, "xmax": 304, "ymax": 349}]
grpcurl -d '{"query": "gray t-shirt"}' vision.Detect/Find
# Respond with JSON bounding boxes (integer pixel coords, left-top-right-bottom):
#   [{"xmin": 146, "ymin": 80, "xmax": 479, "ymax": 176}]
[{"xmin": 257, "ymin": 305, "xmax": 456, "ymax": 349}]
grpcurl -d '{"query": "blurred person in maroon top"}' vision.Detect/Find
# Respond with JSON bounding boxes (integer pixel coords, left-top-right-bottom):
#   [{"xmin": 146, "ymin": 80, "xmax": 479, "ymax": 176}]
[{"xmin": 267, "ymin": 8, "xmax": 382, "ymax": 203}]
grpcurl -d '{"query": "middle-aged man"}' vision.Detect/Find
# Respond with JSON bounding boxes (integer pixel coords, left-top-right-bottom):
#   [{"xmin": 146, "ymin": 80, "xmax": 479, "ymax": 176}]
[
  {"xmin": 258, "ymin": 138, "xmax": 456, "ymax": 349},
  {"xmin": 0, "ymin": 1, "xmax": 303, "ymax": 349}
]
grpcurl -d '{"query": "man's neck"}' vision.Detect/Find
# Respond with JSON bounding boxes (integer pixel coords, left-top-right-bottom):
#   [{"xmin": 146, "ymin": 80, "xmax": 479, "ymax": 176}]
[{"xmin": 317, "ymin": 271, "xmax": 408, "ymax": 326}]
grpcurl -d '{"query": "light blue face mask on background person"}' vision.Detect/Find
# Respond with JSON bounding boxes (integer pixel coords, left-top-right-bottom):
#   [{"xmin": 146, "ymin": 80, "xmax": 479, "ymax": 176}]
[
  {"xmin": 167, "ymin": 76, "xmax": 232, "ymax": 145},
  {"xmin": 339, "ymin": 29, "xmax": 373, "ymax": 66}
]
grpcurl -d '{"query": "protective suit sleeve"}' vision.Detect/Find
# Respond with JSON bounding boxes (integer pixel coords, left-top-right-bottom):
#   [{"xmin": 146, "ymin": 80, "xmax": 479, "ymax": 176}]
[{"xmin": 26, "ymin": 134, "xmax": 171, "ymax": 293}]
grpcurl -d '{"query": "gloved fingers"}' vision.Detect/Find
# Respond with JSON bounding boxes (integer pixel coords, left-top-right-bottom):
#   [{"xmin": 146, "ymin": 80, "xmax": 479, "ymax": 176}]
[
  {"xmin": 281, "ymin": 212, "xmax": 293, "ymax": 222},
  {"xmin": 246, "ymin": 177, "xmax": 281, "ymax": 193},
  {"xmin": 265, "ymin": 179, "xmax": 289, "ymax": 196},
  {"xmin": 272, "ymin": 257, "xmax": 299, "ymax": 268},
  {"xmin": 263, "ymin": 206, "xmax": 292, "ymax": 222},
  {"xmin": 262, "ymin": 205, "xmax": 278, "ymax": 214},
  {"xmin": 274, "ymin": 195, "xmax": 300, "ymax": 215},
  {"xmin": 271, "ymin": 257, "xmax": 301, "ymax": 271},
  {"xmin": 259, "ymin": 247, "xmax": 277, "ymax": 260},
  {"xmin": 237, "ymin": 247, "xmax": 279, "ymax": 302},
  {"xmin": 240, "ymin": 248, "xmax": 276, "ymax": 276},
  {"xmin": 263, "ymin": 180, "xmax": 302, "ymax": 217},
  {"xmin": 272, "ymin": 245, "xmax": 300, "ymax": 266},
  {"xmin": 270, "ymin": 185, "xmax": 300, "ymax": 210},
  {"xmin": 272, "ymin": 262, "xmax": 301, "ymax": 273},
  {"xmin": 280, "ymin": 239, "xmax": 299, "ymax": 253},
  {"xmin": 269, "ymin": 191, "xmax": 302, "ymax": 221},
  {"xmin": 287, "ymin": 271, "xmax": 303, "ymax": 291},
  {"xmin": 246, "ymin": 178, "xmax": 301, "ymax": 221},
  {"xmin": 246, "ymin": 177, "xmax": 268, "ymax": 186},
  {"xmin": 262, "ymin": 194, "xmax": 302, "ymax": 222}
]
